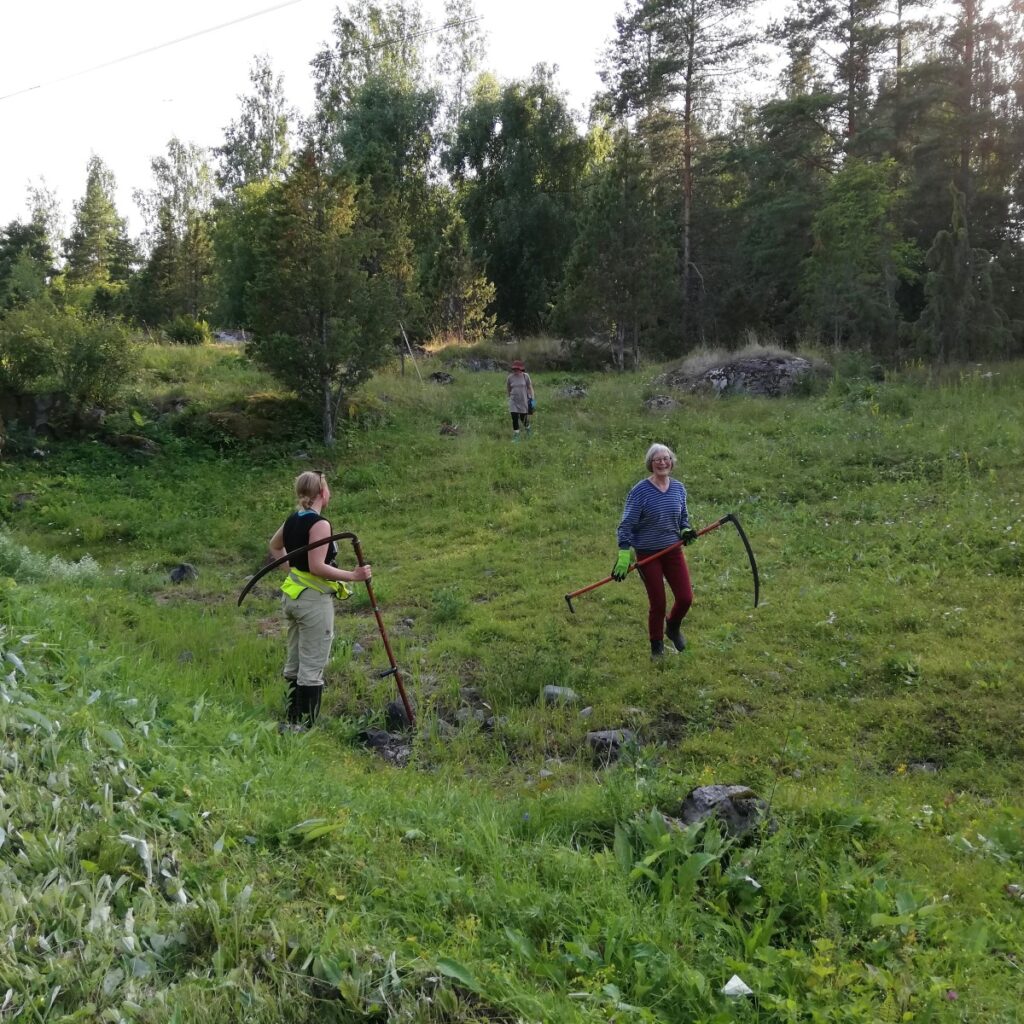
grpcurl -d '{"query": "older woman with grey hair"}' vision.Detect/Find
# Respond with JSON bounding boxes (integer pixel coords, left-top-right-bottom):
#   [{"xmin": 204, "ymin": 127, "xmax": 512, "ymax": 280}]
[{"xmin": 613, "ymin": 443, "xmax": 698, "ymax": 657}]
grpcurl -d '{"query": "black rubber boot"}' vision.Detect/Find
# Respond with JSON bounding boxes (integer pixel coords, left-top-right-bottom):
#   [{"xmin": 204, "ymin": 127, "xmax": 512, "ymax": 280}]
[
  {"xmin": 299, "ymin": 684, "xmax": 323, "ymax": 727},
  {"xmin": 665, "ymin": 619, "xmax": 687, "ymax": 652},
  {"xmin": 285, "ymin": 678, "xmax": 302, "ymax": 723},
  {"xmin": 651, "ymin": 639, "xmax": 665, "ymax": 659}
]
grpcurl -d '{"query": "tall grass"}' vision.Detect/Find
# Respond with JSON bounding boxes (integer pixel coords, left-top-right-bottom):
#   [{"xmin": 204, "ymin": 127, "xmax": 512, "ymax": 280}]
[{"xmin": 0, "ymin": 348, "xmax": 1021, "ymax": 1021}]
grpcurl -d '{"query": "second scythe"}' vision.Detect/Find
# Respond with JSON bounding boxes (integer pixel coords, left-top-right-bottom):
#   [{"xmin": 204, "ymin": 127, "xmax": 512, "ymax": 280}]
[{"xmin": 564, "ymin": 512, "xmax": 760, "ymax": 614}]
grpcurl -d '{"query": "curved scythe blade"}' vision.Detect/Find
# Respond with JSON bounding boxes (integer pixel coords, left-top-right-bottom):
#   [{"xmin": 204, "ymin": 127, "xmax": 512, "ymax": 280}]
[
  {"xmin": 721, "ymin": 513, "xmax": 760, "ymax": 608},
  {"xmin": 236, "ymin": 532, "xmax": 356, "ymax": 606}
]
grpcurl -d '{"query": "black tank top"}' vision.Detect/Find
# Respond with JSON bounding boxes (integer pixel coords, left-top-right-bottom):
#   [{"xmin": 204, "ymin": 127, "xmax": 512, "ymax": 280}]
[{"xmin": 282, "ymin": 510, "xmax": 337, "ymax": 572}]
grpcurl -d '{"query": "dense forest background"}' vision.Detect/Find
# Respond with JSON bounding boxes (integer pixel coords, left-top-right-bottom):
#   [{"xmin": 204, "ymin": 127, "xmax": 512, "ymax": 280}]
[{"xmin": 2, "ymin": 0, "xmax": 1022, "ymax": 390}]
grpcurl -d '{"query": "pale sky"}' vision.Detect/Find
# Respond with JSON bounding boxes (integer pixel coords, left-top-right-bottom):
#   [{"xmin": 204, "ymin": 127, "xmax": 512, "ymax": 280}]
[{"xmin": 0, "ymin": 0, "xmax": 632, "ymax": 233}]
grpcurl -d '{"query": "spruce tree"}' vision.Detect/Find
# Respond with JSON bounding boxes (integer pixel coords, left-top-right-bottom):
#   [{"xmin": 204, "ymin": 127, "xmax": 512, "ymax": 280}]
[
  {"xmin": 917, "ymin": 186, "xmax": 1012, "ymax": 361},
  {"xmin": 64, "ymin": 156, "xmax": 135, "ymax": 286}
]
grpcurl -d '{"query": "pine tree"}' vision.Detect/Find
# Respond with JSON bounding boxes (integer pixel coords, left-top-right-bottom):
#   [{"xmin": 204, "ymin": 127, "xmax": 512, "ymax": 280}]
[{"xmin": 603, "ymin": 0, "xmax": 759, "ymax": 349}]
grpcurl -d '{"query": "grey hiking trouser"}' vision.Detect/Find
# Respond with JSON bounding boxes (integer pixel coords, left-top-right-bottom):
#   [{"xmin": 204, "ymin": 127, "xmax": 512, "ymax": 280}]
[{"xmin": 281, "ymin": 588, "xmax": 335, "ymax": 687}]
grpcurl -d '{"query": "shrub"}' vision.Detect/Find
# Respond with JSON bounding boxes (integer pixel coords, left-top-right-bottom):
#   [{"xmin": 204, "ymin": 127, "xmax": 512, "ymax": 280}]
[
  {"xmin": 164, "ymin": 314, "xmax": 212, "ymax": 345},
  {"xmin": 0, "ymin": 302, "xmax": 137, "ymax": 410}
]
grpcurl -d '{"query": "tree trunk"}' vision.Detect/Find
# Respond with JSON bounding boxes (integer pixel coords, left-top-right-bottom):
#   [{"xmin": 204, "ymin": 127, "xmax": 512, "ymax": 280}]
[
  {"xmin": 846, "ymin": 0, "xmax": 857, "ymax": 140},
  {"xmin": 320, "ymin": 310, "xmax": 335, "ymax": 445},
  {"xmin": 322, "ymin": 378, "xmax": 335, "ymax": 446},
  {"xmin": 959, "ymin": 0, "xmax": 976, "ymax": 203},
  {"xmin": 682, "ymin": 2, "xmax": 696, "ymax": 351},
  {"xmin": 615, "ymin": 321, "xmax": 626, "ymax": 370}
]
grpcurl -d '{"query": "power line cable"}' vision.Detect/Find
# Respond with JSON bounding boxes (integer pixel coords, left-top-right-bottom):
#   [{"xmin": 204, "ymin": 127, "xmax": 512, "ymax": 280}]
[{"xmin": 0, "ymin": 0, "xmax": 312, "ymax": 103}]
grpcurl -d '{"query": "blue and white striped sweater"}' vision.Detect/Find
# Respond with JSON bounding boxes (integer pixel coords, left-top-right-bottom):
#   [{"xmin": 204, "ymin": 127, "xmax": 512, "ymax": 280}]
[{"xmin": 616, "ymin": 478, "xmax": 690, "ymax": 552}]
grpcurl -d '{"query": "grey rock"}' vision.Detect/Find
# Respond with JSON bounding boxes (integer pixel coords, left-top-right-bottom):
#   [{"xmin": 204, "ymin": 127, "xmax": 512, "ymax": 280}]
[
  {"xmin": 169, "ymin": 563, "xmax": 199, "ymax": 584},
  {"xmin": 356, "ymin": 729, "xmax": 411, "ymax": 767},
  {"xmin": 908, "ymin": 761, "xmax": 940, "ymax": 774},
  {"xmin": 385, "ymin": 700, "xmax": 414, "ymax": 732},
  {"xmin": 459, "ymin": 686, "xmax": 485, "ymax": 706},
  {"xmin": 455, "ymin": 707, "xmax": 487, "ymax": 726},
  {"xmin": 676, "ymin": 784, "xmax": 770, "ymax": 839},
  {"xmin": 543, "ymin": 685, "xmax": 580, "ymax": 706},
  {"xmin": 12, "ymin": 491, "xmax": 36, "ymax": 510},
  {"xmin": 645, "ymin": 395, "xmax": 681, "ymax": 411},
  {"xmin": 177, "ymin": 650, "xmax": 194, "ymax": 664},
  {"xmin": 431, "ymin": 719, "xmax": 458, "ymax": 741},
  {"xmin": 428, "ymin": 371, "xmax": 455, "ymax": 384},
  {"xmin": 79, "ymin": 406, "xmax": 107, "ymax": 428},
  {"xmin": 538, "ymin": 769, "xmax": 555, "ymax": 780},
  {"xmin": 579, "ymin": 706, "xmax": 594, "ymax": 718},
  {"xmin": 558, "ymin": 383, "xmax": 588, "ymax": 398},
  {"xmin": 352, "ymin": 642, "xmax": 365, "ymax": 656},
  {"xmin": 109, "ymin": 433, "xmax": 158, "ymax": 454},
  {"xmin": 587, "ymin": 729, "xmax": 636, "ymax": 764},
  {"xmin": 482, "ymin": 715, "xmax": 506, "ymax": 732}
]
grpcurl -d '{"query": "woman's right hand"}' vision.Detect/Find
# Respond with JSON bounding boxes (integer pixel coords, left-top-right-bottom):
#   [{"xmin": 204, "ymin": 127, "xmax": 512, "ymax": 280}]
[{"xmin": 350, "ymin": 564, "xmax": 372, "ymax": 582}]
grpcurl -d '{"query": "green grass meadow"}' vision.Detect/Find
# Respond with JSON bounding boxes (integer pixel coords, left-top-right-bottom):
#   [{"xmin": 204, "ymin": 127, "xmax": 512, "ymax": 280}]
[{"xmin": 0, "ymin": 345, "xmax": 1022, "ymax": 1022}]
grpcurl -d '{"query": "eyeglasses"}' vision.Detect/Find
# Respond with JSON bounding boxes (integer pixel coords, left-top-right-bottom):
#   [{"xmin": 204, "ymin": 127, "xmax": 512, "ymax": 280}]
[{"xmin": 652, "ymin": 457, "xmax": 673, "ymax": 464}]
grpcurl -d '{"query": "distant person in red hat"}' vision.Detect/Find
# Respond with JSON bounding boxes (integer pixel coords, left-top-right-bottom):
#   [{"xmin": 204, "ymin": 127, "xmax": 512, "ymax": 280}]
[{"xmin": 506, "ymin": 359, "xmax": 535, "ymax": 442}]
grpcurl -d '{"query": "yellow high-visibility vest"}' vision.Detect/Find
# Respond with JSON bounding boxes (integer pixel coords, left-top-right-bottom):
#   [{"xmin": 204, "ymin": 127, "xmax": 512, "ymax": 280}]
[{"xmin": 280, "ymin": 568, "xmax": 352, "ymax": 600}]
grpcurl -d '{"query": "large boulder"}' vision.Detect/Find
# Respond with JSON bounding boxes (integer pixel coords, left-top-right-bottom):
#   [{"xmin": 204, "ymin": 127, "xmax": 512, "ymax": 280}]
[
  {"xmin": 661, "ymin": 354, "xmax": 823, "ymax": 397},
  {"xmin": 205, "ymin": 410, "xmax": 278, "ymax": 441}
]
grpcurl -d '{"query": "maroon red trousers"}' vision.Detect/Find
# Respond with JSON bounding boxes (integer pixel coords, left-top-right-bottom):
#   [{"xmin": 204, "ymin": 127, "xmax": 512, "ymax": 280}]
[{"xmin": 635, "ymin": 547, "xmax": 693, "ymax": 641}]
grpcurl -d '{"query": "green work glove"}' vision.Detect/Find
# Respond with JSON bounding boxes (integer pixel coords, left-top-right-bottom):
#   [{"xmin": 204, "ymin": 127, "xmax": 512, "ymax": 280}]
[
  {"xmin": 680, "ymin": 527, "xmax": 698, "ymax": 546},
  {"xmin": 611, "ymin": 549, "xmax": 633, "ymax": 581}
]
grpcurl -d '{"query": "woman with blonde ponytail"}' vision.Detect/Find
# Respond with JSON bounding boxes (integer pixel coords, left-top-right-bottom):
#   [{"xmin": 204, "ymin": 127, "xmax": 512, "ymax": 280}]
[{"xmin": 267, "ymin": 471, "xmax": 371, "ymax": 729}]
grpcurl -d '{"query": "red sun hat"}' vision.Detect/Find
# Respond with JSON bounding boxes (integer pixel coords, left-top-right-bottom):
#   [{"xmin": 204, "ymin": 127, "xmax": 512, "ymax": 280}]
[{"xmin": 511, "ymin": 359, "xmax": 525, "ymax": 370}]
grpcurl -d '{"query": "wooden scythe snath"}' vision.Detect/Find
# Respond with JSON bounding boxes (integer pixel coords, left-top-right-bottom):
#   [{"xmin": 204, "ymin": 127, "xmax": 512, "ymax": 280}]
[
  {"xmin": 564, "ymin": 512, "xmax": 760, "ymax": 614},
  {"xmin": 238, "ymin": 532, "xmax": 415, "ymax": 727}
]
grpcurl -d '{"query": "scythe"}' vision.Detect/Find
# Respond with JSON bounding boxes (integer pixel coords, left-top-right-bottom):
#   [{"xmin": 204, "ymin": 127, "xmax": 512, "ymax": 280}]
[
  {"xmin": 564, "ymin": 512, "xmax": 760, "ymax": 613},
  {"xmin": 238, "ymin": 532, "xmax": 414, "ymax": 727}
]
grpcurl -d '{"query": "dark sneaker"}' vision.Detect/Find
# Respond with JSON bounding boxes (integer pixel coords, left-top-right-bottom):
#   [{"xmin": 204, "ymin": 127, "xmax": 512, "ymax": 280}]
[{"xmin": 665, "ymin": 620, "xmax": 687, "ymax": 652}]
